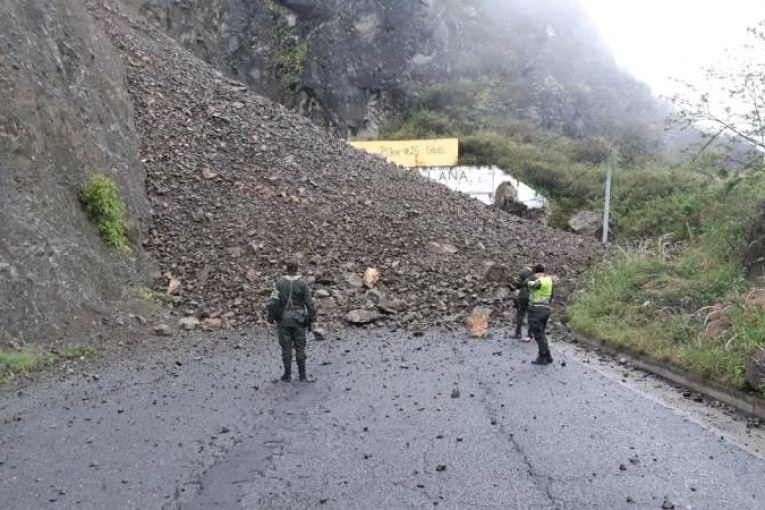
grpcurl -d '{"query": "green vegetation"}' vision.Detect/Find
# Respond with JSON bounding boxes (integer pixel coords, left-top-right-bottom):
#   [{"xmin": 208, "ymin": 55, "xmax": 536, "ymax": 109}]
[
  {"xmin": 59, "ymin": 343, "xmax": 97, "ymax": 361},
  {"xmin": 558, "ymin": 21, "xmax": 765, "ymax": 393},
  {"xmin": 383, "ymin": 107, "xmax": 698, "ymax": 227},
  {"xmin": 0, "ymin": 343, "xmax": 98, "ymax": 384},
  {"xmin": 134, "ymin": 286, "xmax": 168, "ymax": 307},
  {"xmin": 79, "ymin": 174, "xmax": 130, "ymax": 252},
  {"xmin": 274, "ymin": 37, "xmax": 306, "ymax": 88},
  {"xmin": 568, "ymin": 172, "xmax": 765, "ymax": 390},
  {"xmin": 263, "ymin": 0, "xmax": 306, "ymax": 89},
  {"xmin": 0, "ymin": 349, "xmax": 51, "ymax": 383}
]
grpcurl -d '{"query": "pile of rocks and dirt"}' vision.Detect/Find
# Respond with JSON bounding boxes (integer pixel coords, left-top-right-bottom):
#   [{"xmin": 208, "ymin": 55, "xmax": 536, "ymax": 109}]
[{"xmin": 89, "ymin": 1, "xmax": 602, "ymax": 332}]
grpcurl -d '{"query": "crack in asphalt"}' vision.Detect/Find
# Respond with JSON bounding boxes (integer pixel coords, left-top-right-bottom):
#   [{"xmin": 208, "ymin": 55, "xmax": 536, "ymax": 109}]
[{"xmin": 452, "ymin": 342, "xmax": 562, "ymax": 510}]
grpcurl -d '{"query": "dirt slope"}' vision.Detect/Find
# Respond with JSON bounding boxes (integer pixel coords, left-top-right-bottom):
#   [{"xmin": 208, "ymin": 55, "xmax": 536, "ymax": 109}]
[{"xmin": 89, "ymin": 0, "xmax": 601, "ymax": 331}]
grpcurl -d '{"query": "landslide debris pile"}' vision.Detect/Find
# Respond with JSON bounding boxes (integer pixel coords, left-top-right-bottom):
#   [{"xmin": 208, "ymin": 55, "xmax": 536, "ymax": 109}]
[{"xmin": 90, "ymin": 1, "xmax": 601, "ymax": 331}]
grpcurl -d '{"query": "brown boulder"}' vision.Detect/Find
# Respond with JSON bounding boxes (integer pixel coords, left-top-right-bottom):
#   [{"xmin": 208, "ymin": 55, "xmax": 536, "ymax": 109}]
[
  {"xmin": 425, "ymin": 241, "xmax": 458, "ymax": 255},
  {"xmin": 341, "ymin": 273, "xmax": 365, "ymax": 289},
  {"xmin": 467, "ymin": 306, "xmax": 491, "ymax": 338},
  {"xmin": 152, "ymin": 324, "xmax": 172, "ymax": 336},
  {"xmin": 378, "ymin": 298, "xmax": 407, "ymax": 315},
  {"xmin": 202, "ymin": 317, "xmax": 223, "ymax": 330},
  {"xmin": 568, "ymin": 210, "xmax": 603, "ymax": 238},
  {"xmin": 364, "ymin": 267, "xmax": 381, "ymax": 287},
  {"xmin": 201, "ymin": 167, "xmax": 218, "ymax": 179},
  {"xmin": 165, "ymin": 273, "xmax": 181, "ymax": 295},
  {"xmin": 344, "ymin": 309, "xmax": 381, "ymax": 325},
  {"xmin": 483, "ymin": 262, "xmax": 509, "ymax": 283},
  {"xmin": 312, "ymin": 327, "xmax": 327, "ymax": 341}
]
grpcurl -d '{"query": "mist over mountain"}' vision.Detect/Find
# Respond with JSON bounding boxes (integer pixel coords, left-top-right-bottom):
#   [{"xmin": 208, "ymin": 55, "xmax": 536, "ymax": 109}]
[{"xmin": 137, "ymin": 0, "xmax": 663, "ymax": 152}]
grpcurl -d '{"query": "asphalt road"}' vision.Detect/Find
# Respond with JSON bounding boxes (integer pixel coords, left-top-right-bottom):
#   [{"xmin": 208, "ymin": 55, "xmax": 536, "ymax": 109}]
[{"xmin": 1, "ymin": 329, "xmax": 764, "ymax": 509}]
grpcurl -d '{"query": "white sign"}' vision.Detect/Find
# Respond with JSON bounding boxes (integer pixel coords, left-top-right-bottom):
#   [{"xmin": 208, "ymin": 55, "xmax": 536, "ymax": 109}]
[{"xmin": 417, "ymin": 166, "xmax": 548, "ymax": 209}]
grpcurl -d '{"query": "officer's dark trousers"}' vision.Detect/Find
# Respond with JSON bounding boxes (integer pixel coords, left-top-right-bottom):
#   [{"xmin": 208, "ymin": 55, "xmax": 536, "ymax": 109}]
[
  {"xmin": 278, "ymin": 324, "xmax": 307, "ymax": 364},
  {"xmin": 528, "ymin": 303, "xmax": 552, "ymax": 359},
  {"xmin": 515, "ymin": 298, "xmax": 530, "ymax": 337}
]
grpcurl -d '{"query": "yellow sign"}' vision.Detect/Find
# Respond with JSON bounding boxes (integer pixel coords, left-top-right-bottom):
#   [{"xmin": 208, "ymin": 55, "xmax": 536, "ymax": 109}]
[{"xmin": 349, "ymin": 138, "xmax": 459, "ymax": 168}]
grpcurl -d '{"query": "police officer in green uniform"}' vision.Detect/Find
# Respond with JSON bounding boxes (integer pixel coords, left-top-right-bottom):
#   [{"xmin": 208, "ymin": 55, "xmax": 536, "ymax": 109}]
[
  {"xmin": 267, "ymin": 260, "xmax": 317, "ymax": 382},
  {"xmin": 527, "ymin": 264, "xmax": 554, "ymax": 365},
  {"xmin": 514, "ymin": 266, "xmax": 534, "ymax": 341}
]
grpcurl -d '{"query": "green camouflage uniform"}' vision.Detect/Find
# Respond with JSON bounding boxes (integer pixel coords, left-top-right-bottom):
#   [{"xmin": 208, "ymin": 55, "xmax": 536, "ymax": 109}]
[
  {"xmin": 269, "ymin": 275, "xmax": 316, "ymax": 378},
  {"xmin": 515, "ymin": 268, "xmax": 534, "ymax": 338},
  {"xmin": 527, "ymin": 274, "xmax": 554, "ymax": 362}
]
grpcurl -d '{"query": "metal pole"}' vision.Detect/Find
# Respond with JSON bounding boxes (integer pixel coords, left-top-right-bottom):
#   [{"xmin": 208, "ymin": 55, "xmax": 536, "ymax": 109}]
[{"xmin": 602, "ymin": 148, "xmax": 614, "ymax": 245}]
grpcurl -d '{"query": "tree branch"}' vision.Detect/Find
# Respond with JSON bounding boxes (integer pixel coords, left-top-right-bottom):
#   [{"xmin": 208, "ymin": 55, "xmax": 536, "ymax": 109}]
[{"xmin": 692, "ymin": 127, "xmax": 726, "ymax": 161}]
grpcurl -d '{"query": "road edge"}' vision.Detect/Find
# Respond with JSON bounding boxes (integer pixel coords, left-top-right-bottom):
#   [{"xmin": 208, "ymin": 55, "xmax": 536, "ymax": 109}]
[{"xmin": 570, "ymin": 331, "xmax": 765, "ymax": 420}]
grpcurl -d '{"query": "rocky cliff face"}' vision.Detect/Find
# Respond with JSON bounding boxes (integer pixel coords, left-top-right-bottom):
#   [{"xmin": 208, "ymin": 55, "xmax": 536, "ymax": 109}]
[
  {"xmin": 137, "ymin": 0, "xmax": 443, "ymax": 138},
  {"xmin": 135, "ymin": 0, "xmax": 660, "ymax": 144},
  {"xmin": 0, "ymin": 0, "xmax": 150, "ymax": 345}
]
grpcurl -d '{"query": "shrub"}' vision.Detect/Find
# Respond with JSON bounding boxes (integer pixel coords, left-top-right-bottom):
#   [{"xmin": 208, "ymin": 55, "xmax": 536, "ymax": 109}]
[
  {"xmin": 79, "ymin": 174, "xmax": 130, "ymax": 252},
  {"xmin": 383, "ymin": 109, "xmax": 455, "ymax": 140},
  {"xmin": 0, "ymin": 349, "xmax": 51, "ymax": 383}
]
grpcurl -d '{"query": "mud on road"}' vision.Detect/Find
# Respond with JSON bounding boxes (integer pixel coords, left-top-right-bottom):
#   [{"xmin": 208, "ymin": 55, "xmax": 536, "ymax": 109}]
[{"xmin": 2, "ymin": 329, "xmax": 765, "ymax": 509}]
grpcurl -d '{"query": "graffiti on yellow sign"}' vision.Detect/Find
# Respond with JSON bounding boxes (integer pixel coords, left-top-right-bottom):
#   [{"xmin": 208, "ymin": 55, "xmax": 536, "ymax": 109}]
[{"xmin": 349, "ymin": 138, "xmax": 459, "ymax": 168}]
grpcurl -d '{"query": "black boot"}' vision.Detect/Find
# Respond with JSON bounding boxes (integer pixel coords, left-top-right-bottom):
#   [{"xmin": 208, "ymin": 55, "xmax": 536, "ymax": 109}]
[
  {"xmin": 297, "ymin": 360, "xmax": 314, "ymax": 382},
  {"xmin": 280, "ymin": 361, "xmax": 291, "ymax": 382},
  {"xmin": 545, "ymin": 353, "xmax": 554, "ymax": 364},
  {"xmin": 531, "ymin": 356, "xmax": 548, "ymax": 365}
]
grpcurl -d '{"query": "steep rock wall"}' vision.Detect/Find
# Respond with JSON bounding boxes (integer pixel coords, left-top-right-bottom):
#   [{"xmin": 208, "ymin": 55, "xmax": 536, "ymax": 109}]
[
  {"xmin": 0, "ymin": 0, "xmax": 150, "ymax": 345},
  {"xmin": 134, "ymin": 0, "xmax": 661, "ymax": 145},
  {"xmin": 138, "ymin": 0, "xmax": 441, "ymax": 139}
]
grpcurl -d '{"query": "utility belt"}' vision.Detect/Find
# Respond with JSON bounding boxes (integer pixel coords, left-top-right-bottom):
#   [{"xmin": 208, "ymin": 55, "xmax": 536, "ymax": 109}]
[{"xmin": 529, "ymin": 300, "xmax": 552, "ymax": 308}]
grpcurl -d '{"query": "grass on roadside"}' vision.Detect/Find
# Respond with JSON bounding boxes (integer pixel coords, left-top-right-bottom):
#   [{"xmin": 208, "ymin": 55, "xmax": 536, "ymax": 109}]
[
  {"xmin": 0, "ymin": 349, "xmax": 52, "ymax": 384},
  {"xmin": 568, "ymin": 249, "xmax": 764, "ymax": 388},
  {"xmin": 0, "ymin": 344, "xmax": 97, "ymax": 385},
  {"xmin": 568, "ymin": 174, "xmax": 765, "ymax": 390}
]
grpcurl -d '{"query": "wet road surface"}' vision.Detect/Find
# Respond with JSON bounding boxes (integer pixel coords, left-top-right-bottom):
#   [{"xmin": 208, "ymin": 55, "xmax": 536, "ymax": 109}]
[{"xmin": 1, "ymin": 330, "xmax": 764, "ymax": 509}]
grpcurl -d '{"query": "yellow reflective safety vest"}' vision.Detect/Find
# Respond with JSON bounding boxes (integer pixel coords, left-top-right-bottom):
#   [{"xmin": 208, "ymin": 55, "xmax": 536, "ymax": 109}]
[{"xmin": 528, "ymin": 275, "xmax": 553, "ymax": 304}]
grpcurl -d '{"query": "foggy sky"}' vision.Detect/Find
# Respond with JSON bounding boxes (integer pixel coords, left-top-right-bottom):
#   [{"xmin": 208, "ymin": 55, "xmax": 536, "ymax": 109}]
[{"xmin": 580, "ymin": 0, "xmax": 765, "ymax": 97}]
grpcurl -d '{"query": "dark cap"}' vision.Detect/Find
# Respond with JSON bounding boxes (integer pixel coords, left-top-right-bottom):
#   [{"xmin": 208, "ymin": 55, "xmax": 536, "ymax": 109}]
[
  {"xmin": 533, "ymin": 264, "xmax": 545, "ymax": 273},
  {"xmin": 286, "ymin": 259, "xmax": 300, "ymax": 274}
]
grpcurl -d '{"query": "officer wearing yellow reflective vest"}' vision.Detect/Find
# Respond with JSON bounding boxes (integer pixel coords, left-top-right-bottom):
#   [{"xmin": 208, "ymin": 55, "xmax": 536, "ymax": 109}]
[{"xmin": 527, "ymin": 264, "xmax": 554, "ymax": 366}]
